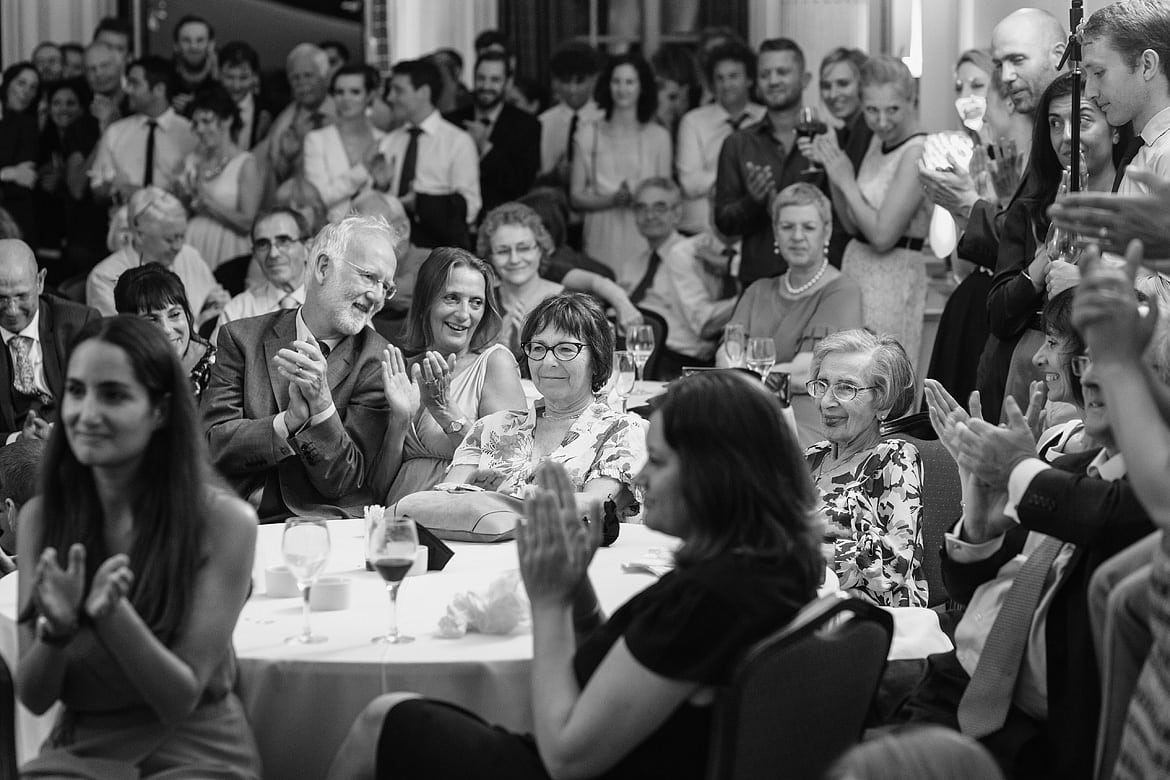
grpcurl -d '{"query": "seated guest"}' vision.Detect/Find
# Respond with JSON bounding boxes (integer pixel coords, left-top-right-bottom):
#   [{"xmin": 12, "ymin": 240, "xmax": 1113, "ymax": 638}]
[
  {"xmin": 478, "ymin": 202, "xmax": 640, "ymax": 355},
  {"xmin": 217, "ymin": 41, "xmax": 274, "ymax": 151},
  {"xmin": 327, "ymin": 370, "xmax": 823, "ymax": 780},
  {"xmin": 516, "ymin": 187, "xmax": 620, "ymax": 284},
  {"xmin": 349, "ymin": 192, "xmax": 427, "ymax": 321},
  {"xmin": 0, "ymin": 438, "xmax": 45, "ymax": 577},
  {"xmin": 378, "ymin": 247, "xmax": 525, "ymax": 504},
  {"xmin": 374, "ymin": 58, "xmax": 480, "ymax": 249},
  {"xmin": 114, "ymin": 263, "xmax": 216, "ymax": 399},
  {"xmin": 896, "ymin": 335, "xmax": 1157, "ymax": 778},
  {"xmin": 179, "ymin": 84, "xmax": 262, "ymax": 270},
  {"xmin": 716, "ymin": 183, "xmax": 864, "ymax": 389},
  {"xmin": 203, "ymin": 215, "xmax": 396, "ymax": 520},
  {"xmin": 303, "ymin": 64, "xmax": 385, "ymax": 223},
  {"xmin": 0, "ymin": 238, "xmax": 100, "ymax": 444},
  {"xmin": 440, "ymin": 292, "xmax": 646, "ymax": 504},
  {"xmin": 828, "ymin": 726, "xmax": 1004, "ymax": 780},
  {"xmin": 87, "ymin": 187, "xmax": 229, "ymax": 326},
  {"xmin": 620, "ymin": 176, "xmax": 685, "ymax": 300},
  {"xmin": 215, "ymin": 208, "xmax": 310, "ymax": 340},
  {"xmin": 1027, "ymin": 288, "xmax": 1091, "ymax": 459},
  {"xmin": 15, "ymin": 316, "xmax": 261, "ymax": 777},
  {"xmin": 804, "ymin": 329, "xmax": 926, "ymax": 607},
  {"xmin": 444, "ymin": 50, "xmax": 541, "ymax": 216}
]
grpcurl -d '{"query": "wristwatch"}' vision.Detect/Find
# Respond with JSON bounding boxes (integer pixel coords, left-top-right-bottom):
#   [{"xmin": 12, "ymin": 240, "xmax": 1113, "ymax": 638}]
[{"xmin": 445, "ymin": 417, "xmax": 469, "ymax": 435}]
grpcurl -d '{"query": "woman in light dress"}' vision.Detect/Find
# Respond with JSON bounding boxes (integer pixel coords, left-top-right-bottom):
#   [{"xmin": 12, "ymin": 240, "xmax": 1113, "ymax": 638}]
[
  {"xmin": 811, "ymin": 56, "xmax": 930, "ymax": 369},
  {"xmin": 570, "ymin": 53, "xmax": 672, "ymax": 282},
  {"xmin": 179, "ymin": 85, "xmax": 262, "ymax": 270}
]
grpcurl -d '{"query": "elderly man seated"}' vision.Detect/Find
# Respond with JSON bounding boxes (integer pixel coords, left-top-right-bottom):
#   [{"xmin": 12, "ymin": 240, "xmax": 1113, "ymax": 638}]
[{"xmin": 201, "ymin": 214, "xmax": 396, "ymax": 520}]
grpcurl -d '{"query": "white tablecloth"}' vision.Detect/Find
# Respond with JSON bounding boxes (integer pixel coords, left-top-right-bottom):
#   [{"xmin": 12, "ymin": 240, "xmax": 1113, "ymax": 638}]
[{"xmin": 0, "ymin": 520, "xmax": 950, "ymax": 780}]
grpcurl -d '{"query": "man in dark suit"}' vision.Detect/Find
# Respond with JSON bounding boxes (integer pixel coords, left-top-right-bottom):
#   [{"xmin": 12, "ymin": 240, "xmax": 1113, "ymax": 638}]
[
  {"xmin": 445, "ymin": 50, "xmax": 541, "ymax": 219},
  {"xmin": 201, "ymin": 215, "xmax": 397, "ymax": 521},
  {"xmin": 884, "ymin": 381, "xmax": 1154, "ymax": 779},
  {"xmin": 0, "ymin": 239, "xmax": 101, "ymax": 444}
]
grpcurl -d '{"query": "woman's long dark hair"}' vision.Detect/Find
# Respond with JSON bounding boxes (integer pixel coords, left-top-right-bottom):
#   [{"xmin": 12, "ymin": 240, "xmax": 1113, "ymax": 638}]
[
  {"xmin": 660, "ymin": 371, "xmax": 823, "ymax": 591},
  {"xmin": 35, "ymin": 316, "xmax": 211, "ymax": 646},
  {"xmin": 595, "ymin": 53, "xmax": 658, "ymax": 123},
  {"xmin": 403, "ymin": 247, "xmax": 503, "ymax": 354},
  {"xmin": 1019, "ymin": 71, "xmax": 1133, "ymax": 231}
]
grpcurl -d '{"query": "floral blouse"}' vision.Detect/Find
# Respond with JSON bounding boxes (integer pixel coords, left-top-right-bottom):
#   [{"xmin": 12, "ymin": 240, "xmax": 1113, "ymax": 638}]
[
  {"xmin": 450, "ymin": 401, "xmax": 647, "ymax": 498},
  {"xmin": 188, "ymin": 338, "xmax": 216, "ymax": 401},
  {"xmin": 805, "ymin": 438, "xmax": 926, "ymax": 607}
]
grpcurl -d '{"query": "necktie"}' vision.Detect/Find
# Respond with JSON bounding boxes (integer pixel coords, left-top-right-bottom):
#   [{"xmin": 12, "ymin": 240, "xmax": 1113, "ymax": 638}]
[
  {"xmin": 720, "ymin": 247, "xmax": 739, "ymax": 299},
  {"xmin": 398, "ymin": 126, "xmax": 423, "ymax": 197},
  {"xmin": 957, "ymin": 534, "xmax": 1065, "ymax": 738},
  {"xmin": 566, "ymin": 112, "xmax": 579, "ymax": 164},
  {"xmin": 630, "ymin": 250, "xmax": 662, "ymax": 304},
  {"xmin": 319, "ymin": 341, "xmax": 332, "ymax": 359},
  {"xmin": 310, "ymin": 111, "xmax": 326, "ymax": 131},
  {"xmin": 1112, "ymin": 136, "xmax": 1146, "ymax": 192},
  {"xmin": 9, "ymin": 336, "xmax": 38, "ymax": 396},
  {"xmin": 278, "ymin": 293, "xmax": 299, "ymax": 310},
  {"xmin": 143, "ymin": 119, "xmax": 158, "ymax": 186}
]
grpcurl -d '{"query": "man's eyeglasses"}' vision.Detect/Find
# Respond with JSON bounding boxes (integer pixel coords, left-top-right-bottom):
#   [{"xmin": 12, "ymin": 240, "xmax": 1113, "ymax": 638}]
[
  {"xmin": 522, "ymin": 341, "xmax": 587, "ymax": 361},
  {"xmin": 633, "ymin": 202, "xmax": 676, "ymax": 217},
  {"xmin": 1071, "ymin": 356, "xmax": 1092, "ymax": 377},
  {"xmin": 252, "ymin": 235, "xmax": 300, "ymax": 254},
  {"xmin": 337, "ymin": 255, "xmax": 397, "ymax": 301},
  {"xmin": 491, "ymin": 242, "xmax": 540, "ymax": 260},
  {"xmin": 806, "ymin": 379, "xmax": 879, "ymax": 402}
]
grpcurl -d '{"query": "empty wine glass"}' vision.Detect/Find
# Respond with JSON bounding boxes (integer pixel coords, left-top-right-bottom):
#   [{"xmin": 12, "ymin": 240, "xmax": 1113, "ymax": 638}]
[
  {"xmin": 797, "ymin": 106, "xmax": 828, "ymax": 174},
  {"xmin": 723, "ymin": 323, "xmax": 746, "ymax": 367},
  {"xmin": 746, "ymin": 337, "xmax": 777, "ymax": 380},
  {"xmin": 367, "ymin": 512, "xmax": 420, "ymax": 644},
  {"xmin": 626, "ymin": 325, "xmax": 655, "ymax": 382},
  {"xmin": 613, "ymin": 351, "xmax": 637, "ymax": 412},
  {"xmin": 282, "ymin": 517, "xmax": 331, "ymax": 644}
]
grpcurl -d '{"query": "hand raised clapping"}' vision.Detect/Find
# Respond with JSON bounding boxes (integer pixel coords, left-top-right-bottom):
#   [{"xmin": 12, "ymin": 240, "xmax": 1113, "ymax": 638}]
[
  {"xmin": 517, "ymin": 462, "xmax": 602, "ymax": 608},
  {"xmin": 381, "ymin": 346, "xmax": 420, "ymax": 421}
]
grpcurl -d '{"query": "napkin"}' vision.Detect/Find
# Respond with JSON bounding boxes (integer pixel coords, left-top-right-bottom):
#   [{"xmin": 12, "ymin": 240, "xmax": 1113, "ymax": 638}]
[
  {"xmin": 364, "ymin": 504, "xmax": 454, "ymax": 571},
  {"xmin": 436, "ymin": 570, "xmax": 530, "ymax": 638}
]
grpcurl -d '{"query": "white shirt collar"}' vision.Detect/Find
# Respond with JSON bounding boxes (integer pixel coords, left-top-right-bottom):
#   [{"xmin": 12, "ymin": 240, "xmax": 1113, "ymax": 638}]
[
  {"xmin": 294, "ymin": 307, "xmax": 340, "ymax": 353},
  {"xmin": 0, "ymin": 309, "xmax": 40, "ymax": 345},
  {"xmin": 1086, "ymin": 448, "xmax": 1126, "ymax": 482},
  {"xmin": 1141, "ymin": 105, "xmax": 1170, "ymax": 147},
  {"xmin": 415, "ymin": 109, "xmax": 443, "ymax": 135}
]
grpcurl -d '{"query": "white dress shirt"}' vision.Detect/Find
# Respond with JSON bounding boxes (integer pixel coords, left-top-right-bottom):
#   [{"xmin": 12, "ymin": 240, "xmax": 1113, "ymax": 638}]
[
  {"xmin": 946, "ymin": 449, "xmax": 1126, "ymax": 720},
  {"xmin": 263, "ymin": 96, "xmax": 338, "ymax": 178},
  {"xmin": 88, "ymin": 108, "xmax": 197, "ymax": 192},
  {"xmin": 1118, "ymin": 105, "xmax": 1170, "ymax": 195},
  {"xmin": 538, "ymin": 100, "xmax": 604, "ymax": 176},
  {"xmin": 214, "ymin": 281, "xmax": 307, "ymax": 344},
  {"xmin": 675, "ymin": 102, "xmax": 765, "ymax": 233},
  {"xmin": 377, "ymin": 109, "xmax": 481, "ymax": 224},
  {"xmin": 87, "ymin": 244, "xmax": 218, "ymax": 319},
  {"xmin": 620, "ymin": 231, "xmax": 684, "ymax": 297},
  {"xmin": 640, "ymin": 232, "xmax": 739, "ymax": 359}
]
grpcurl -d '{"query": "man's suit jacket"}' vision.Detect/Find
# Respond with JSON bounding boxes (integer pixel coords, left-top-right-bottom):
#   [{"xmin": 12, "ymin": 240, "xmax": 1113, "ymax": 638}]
[
  {"xmin": 0, "ymin": 295, "xmax": 101, "ymax": 439},
  {"xmin": 445, "ymin": 104, "xmax": 541, "ymax": 217},
  {"xmin": 201, "ymin": 309, "xmax": 390, "ymax": 520},
  {"xmin": 940, "ymin": 449, "xmax": 1155, "ymax": 779}
]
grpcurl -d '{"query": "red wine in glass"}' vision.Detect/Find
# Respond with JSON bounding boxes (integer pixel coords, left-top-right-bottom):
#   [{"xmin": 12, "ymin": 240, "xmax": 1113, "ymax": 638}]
[
  {"xmin": 373, "ymin": 557, "xmax": 414, "ymax": 583},
  {"xmin": 797, "ymin": 107, "xmax": 827, "ymax": 174}
]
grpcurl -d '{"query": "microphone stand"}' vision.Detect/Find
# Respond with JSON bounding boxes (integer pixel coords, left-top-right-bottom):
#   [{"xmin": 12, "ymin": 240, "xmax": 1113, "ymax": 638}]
[{"xmin": 1057, "ymin": 0, "xmax": 1085, "ymax": 191}]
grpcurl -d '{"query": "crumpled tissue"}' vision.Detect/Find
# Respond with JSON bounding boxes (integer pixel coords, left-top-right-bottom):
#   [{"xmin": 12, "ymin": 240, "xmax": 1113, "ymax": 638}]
[{"xmin": 436, "ymin": 570, "xmax": 530, "ymax": 638}]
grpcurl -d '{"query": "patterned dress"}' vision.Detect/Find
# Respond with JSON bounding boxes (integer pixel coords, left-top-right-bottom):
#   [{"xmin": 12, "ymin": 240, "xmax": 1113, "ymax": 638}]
[
  {"xmin": 805, "ymin": 438, "xmax": 927, "ymax": 607},
  {"xmin": 450, "ymin": 401, "xmax": 647, "ymax": 498},
  {"xmin": 188, "ymin": 338, "xmax": 216, "ymax": 401}
]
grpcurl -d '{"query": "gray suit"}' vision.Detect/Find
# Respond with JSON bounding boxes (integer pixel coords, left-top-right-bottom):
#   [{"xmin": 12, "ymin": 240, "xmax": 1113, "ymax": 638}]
[{"xmin": 201, "ymin": 309, "xmax": 390, "ymax": 520}]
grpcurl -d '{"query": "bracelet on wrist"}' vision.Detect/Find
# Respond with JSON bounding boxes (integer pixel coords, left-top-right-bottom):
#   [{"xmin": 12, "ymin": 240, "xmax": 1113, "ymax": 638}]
[{"xmin": 36, "ymin": 614, "xmax": 79, "ymax": 647}]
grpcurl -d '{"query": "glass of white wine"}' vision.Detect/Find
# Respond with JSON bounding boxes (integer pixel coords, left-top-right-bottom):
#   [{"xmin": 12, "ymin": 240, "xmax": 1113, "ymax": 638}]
[
  {"xmin": 626, "ymin": 325, "xmax": 655, "ymax": 382},
  {"xmin": 613, "ymin": 351, "xmax": 637, "ymax": 412},
  {"xmin": 746, "ymin": 337, "xmax": 777, "ymax": 381},
  {"xmin": 724, "ymin": 323, "xmax": 746, "ymax": 367},
  {"xmin": 367, "ymin": 513, "xmax": 420, "ymax": 644},
  {"xmin": 282, "ymin": 517, "xmax": 331, "ymax": 644}
]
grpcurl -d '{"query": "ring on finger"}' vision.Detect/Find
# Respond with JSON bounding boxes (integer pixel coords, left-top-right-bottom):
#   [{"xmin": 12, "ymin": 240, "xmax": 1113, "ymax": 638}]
[{"xmin": 1098, "ymin": 226, "xmax": 1110, "ymax": 241}]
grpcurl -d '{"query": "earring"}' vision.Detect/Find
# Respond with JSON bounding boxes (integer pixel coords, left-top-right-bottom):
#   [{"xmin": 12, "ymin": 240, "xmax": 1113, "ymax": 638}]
[{"xmin": 773, "ymin": 241, "xmax": 780, "ymax": 254}]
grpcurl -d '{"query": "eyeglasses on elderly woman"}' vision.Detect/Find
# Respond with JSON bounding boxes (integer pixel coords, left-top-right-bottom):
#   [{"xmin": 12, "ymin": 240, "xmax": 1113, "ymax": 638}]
[
  {"xmin": 522, "ymin": 341, "xmax": 587, "ymax": 361},
  {"xmin": 806, "ymin": 379, "xmax": 879, "ymax": 402}
]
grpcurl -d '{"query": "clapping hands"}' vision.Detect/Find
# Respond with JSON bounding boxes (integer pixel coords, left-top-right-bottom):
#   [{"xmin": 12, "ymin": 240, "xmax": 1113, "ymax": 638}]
[
  {"xmin": 381, "ymin": 346, "xmax": 420, "ymax": 421},
  {"xmin": 517, "ymin": 462, "xmax": 602, "ymax": 608},
  {"xmin": 1072, "ymin": 240, "xmax": 1157, "ymax": 367}
]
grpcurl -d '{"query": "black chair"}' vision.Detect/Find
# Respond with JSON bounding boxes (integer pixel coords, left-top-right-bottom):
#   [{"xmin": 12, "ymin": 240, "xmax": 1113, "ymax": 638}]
[
  {"xmin": 882, "ymin": 411, "xmax": 962, "ymax": 608},
  {"xmin": 706, "ymin": 593, "xmax": 894, "ymax": 780},
  {"xmin": 1, "ymin": 651, "xmax": 17, "ymax": 780}
]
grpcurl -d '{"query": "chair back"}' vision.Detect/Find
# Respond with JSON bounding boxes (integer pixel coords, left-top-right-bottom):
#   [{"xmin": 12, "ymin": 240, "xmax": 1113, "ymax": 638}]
[
  {"xmin": 706, "ymin": 593, "xmax": 893, "ymax": 780},
  {"xmin": 883, "ymin": 412, "xmax": 961, "ymax": 607},
  {"xmin": 1, "ymin": 651, "xmax": 17, "ymax": 780},
  {"xmin": 632, "ymin": 307, "xmax": 668, "ymax": 381}
]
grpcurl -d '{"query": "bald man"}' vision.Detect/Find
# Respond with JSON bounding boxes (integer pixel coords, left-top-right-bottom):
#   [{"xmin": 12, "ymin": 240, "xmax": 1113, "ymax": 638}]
[{"xmin": 0, "ymin": 240, "xmax": 100, "ymax": 444}]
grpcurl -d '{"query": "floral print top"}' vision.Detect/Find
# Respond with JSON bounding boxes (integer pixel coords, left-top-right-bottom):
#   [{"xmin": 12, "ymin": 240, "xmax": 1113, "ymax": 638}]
[
  {"xmin": 450, "ymin": 401, "xmax": 647, "ymax": 498},
  {"xmin": 805, "ymin": 438, "xmax": 927, "ymax": 607},
  {"xmin": 188, "ymin": 338, "xmax": 216, "ymax": 401}
]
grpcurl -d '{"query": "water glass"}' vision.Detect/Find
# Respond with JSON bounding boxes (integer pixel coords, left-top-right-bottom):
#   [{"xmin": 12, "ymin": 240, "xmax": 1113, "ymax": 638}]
[
  {"xmin": 626, "ymin": 325, "xmax": 655, "ymax": 381},
  {"xmin": 746, "ymin": 337, "xmax": 777, "ymax": 380},
  {"xmin": 724, "ymin": 323, "xmax": 746, "ymax": 367},
  {"xmin": 613, "ymin": 351, "xmax": 637, "ymax": 412},
  {"xmin": 282, "ymin": 517, "xmax": 331, "ymax": 644}
]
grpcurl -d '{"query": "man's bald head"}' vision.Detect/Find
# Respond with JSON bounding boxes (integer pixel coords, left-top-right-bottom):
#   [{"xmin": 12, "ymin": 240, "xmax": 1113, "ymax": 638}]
[
  {"xmin": 0, "ymin": 240, "xmax": 45, "ymax": 333},
  {"xmin": 992, "ymin": 8, "xmax": 1067, "ymax": 116}
]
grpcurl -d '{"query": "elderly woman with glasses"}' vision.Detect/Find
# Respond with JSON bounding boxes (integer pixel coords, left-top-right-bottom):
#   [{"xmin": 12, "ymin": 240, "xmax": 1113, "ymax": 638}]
[
  {"xmin": 439, "ymin": 292, "xmax": 646, "ymax": 507},
  {"xmin": 804, "ymin": 329, "xmax": 926, "ymax": 607},
  {"xmin": 379, "ymin": 247, "xmax": 527, "ymax": 504}
]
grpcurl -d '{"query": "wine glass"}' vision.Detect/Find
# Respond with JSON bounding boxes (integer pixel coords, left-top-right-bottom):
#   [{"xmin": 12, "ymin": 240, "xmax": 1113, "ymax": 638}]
[
  {"xmin": 626, "ymin": 325, "xmax": 655, "ymax": 382},
  {"xmin": 282, "ymin": 517, "xmax": 331, "ymax": 644},
  {"xmin": 723, "ymin": 323, "xmax": 746, "ymax": 367},
  {"xmin": 1045, "ymin": 221, "xmax": 1082, "ymax": 265},
  {"xmin": 797, "ymin": 106, "xmax": 828, "ymax": 174},
  {"xmin": 367, "ymin": 513, "xmax": 420, "ymax": 644},
  {"xmin": 746, "ymin": 337, "xmax": 777, "ymax": 380},
  {"xmin": 613, "ymin": 351, "xmax": 637, "ymax": 412}
]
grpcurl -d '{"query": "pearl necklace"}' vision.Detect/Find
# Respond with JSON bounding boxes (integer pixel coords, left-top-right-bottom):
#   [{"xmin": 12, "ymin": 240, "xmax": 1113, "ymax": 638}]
[
  {"xmin": 783, "ymin": 258, "xmax": 829, "ymax": 296},
  {"xmin": 541, "ymin": 403, "xmax": 591, "ymax": 421}
]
